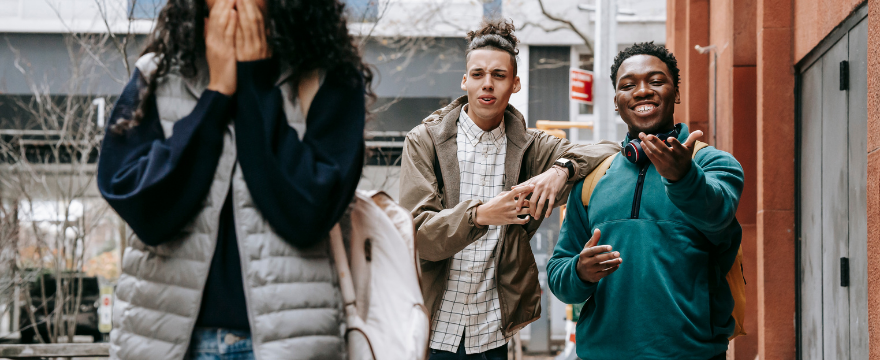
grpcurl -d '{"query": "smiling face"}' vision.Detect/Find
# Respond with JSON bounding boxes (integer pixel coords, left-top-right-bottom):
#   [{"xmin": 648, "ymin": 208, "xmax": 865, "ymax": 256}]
[
  {"xmin": 461, "ymin": 48, "xmax": 521, "ymax": 131},
  {"xmin": 613, "ymin": 54, "xmax": 680, "ymax": 136}
]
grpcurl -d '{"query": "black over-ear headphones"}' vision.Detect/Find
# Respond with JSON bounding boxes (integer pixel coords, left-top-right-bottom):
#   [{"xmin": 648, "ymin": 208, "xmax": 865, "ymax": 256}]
[{"xmin": 621, "ymin": 124, "xmax": 682, "ymax": 165}]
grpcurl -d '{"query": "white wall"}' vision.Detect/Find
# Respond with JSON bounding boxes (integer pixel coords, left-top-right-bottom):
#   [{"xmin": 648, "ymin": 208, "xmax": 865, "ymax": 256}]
[
  {"xmin": 506, "ymin": 0, "xmax": 665, "ymax": 46},
  {"xmin": 348, "ymin": 0, "xmax": 483, "ymax": 38},
  {"xmin": 0, "ymin": 0, "xmax": 154, "ymax": 33},
  {"xmin": 0, "ymin": 0, "xmax": 665, "ymax": 46}
]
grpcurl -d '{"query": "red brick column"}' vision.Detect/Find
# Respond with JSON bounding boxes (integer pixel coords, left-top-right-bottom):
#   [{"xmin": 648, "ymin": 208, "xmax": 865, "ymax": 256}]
[
  {"xmin": 684, "ymin": 0, "xmax": 710, "ymax": 136},
  {"xmin": 730, "ymin": 1, "xmax": 758, "ymax": 358},
  {"xmin": 755, "ymin": 0, "xmax": 796, "ymax": 358},
  {"xmin": 732, "ymin": 66, "xmax": 758, "ymax": 360},
  {"xmin": 668, "ymin": 0, "xmax": 691, "ymax": 125}
]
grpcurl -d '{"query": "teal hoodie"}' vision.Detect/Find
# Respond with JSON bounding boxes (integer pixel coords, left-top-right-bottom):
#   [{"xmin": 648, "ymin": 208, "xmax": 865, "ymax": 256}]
[{"xmin": 547, "ymin": 124, "xmax": 744, "ymax": 360}]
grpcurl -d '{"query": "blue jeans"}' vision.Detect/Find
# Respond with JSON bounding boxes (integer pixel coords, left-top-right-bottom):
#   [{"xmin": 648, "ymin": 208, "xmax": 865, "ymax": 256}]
[
  {"xmin": 428, "ymin": 334, "xmax": 508, "ymax": 360},
  {"xmin": 186, "ymin": 328, "xmax": 254, "ymax": 360}
]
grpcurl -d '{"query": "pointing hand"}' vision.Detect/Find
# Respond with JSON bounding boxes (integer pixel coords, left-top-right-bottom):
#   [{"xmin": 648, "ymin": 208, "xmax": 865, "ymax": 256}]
[{"xmin": 576, "ymin": 229, "xmax": 622, "ymax": 283}]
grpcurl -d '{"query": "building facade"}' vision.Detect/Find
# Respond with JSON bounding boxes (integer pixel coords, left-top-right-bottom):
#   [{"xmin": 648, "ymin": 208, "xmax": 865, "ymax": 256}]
[{"xmin": 667, "ymin": 0, "xmax": 877, "ymax": 359}]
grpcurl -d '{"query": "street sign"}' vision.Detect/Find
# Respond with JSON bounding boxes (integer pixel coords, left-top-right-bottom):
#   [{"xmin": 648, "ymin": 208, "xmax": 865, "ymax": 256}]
[
  {"xmin": 98, "ymin": 286, "xmax": 113, "ymax": 333},
  {"xmin": 570, "ymin": 69, "xmax": 594, "ymax": 104}
]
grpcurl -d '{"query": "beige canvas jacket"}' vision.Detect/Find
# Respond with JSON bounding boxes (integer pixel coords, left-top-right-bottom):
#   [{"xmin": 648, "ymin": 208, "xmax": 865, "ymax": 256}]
[{"xmin": 399, "ymin": 95, "xmax": 620, "ymax": 337}]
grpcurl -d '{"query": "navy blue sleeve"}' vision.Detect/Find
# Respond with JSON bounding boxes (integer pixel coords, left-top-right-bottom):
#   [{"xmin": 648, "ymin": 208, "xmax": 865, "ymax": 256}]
[
  {"xmin": 97, "ymin": 69, "xmax": 231, "ymax": 245},
  {"xmin": 234, "ymin": 59, "xmax": 365, "ymax": 248}
]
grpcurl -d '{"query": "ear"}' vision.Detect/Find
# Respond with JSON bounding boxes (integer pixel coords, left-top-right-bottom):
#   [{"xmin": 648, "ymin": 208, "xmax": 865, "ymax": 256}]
[
  {"xmin": 513, "ymin": 76, "xmax": 522, "ymax": 93},
  {"xmin": 613, "ymin": 92, "xmax": 619, "ymax": 112},
  {"xmin": 461, "ymin": 73, "xmax": 468, "ymax": 91},
  {"xmin": 674, "ymin": 86, "xmax": 681, "ymax": 104}
]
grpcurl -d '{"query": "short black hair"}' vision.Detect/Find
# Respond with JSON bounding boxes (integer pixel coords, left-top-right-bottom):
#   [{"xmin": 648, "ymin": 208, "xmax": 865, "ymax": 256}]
[
  {"xmin": 465, "ymin": 19, "xmax": 519, "ymax": 74},
  {"xmin": 610, "ymin": 42, "xmax": 680, "ymax": 89}
]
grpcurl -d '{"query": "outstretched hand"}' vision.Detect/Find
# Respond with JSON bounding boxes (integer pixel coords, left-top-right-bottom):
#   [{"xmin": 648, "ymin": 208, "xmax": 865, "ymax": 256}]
[
  {"xmin": 576, "ymin": 229, "xmax": 622, "ymax": 283},
  {"xmin": 638, "ymin": 130, "xmax": 703, "ymax": 182}
]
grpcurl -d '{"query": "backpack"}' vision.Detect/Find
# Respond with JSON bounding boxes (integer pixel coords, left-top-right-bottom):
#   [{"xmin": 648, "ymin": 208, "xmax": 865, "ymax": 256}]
[
  {"xmin": 579, "ymin": 141, "xmax": 747, "ymax": 340},
  {"xmin": 329, "ymin": 190, "xmax": 430, "ymax": 360},
  {"xmin": 298, "ymin": 71, "xmax": 429, "ymax": 359}
]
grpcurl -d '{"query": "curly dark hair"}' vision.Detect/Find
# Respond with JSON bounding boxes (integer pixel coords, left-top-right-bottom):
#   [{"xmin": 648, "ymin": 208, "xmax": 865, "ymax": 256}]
[
  {"xmin": 610, "ymin": 41, "xmax": 680, "ymax": 89},
  {"xmin": 465, "ymin": 19, "xmax": 519, "ymax": 74},
  {"xmin": 112, "ymin": 0, "xmax": 374, "ymax": 133}
]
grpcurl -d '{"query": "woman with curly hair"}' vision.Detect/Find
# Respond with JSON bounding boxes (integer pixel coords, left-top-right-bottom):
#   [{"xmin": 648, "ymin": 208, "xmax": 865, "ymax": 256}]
[{"xmin": 96, "ymin": 0, "xmax": 371, "ymax": 358}]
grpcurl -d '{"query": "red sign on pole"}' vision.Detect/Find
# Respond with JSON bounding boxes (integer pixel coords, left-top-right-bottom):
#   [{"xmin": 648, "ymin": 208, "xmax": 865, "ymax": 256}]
[{"xmin": 570, "ymin": 69, "xmax": 594, "ymax": 104}]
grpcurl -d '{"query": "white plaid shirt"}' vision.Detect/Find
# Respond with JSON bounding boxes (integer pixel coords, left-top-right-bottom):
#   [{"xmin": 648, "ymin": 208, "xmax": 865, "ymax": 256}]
[{"xmin": 429, "ymin": 105, "xmax": 509, "ymax": 354}]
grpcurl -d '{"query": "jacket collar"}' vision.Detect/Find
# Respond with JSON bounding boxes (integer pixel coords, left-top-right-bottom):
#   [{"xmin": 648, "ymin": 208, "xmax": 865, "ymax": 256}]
[{"xmin": 423, "ymin": 95, "xmax": 533, "ymax": 206}]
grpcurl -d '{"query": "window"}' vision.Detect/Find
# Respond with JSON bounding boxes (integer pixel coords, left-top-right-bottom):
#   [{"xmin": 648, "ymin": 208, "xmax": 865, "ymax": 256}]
[
  {"xmin": 129, "ymin": 0, "xmax": 167, "ymax": 20},
  {"xmin": 344, "ymin": 0, "xmax": 379, "ymax": 23}
]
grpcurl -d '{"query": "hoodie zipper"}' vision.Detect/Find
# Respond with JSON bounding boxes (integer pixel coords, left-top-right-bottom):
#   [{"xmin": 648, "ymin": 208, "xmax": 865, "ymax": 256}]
[{"xmin": 631, "ymin": 164, "xmax": 649, "ymax": 219}]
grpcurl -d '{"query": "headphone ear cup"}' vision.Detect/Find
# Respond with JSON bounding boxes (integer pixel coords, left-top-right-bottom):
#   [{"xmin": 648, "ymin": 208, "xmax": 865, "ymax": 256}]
[
  {"xmin": 633, "ymin": 141, "xmax": 646, "ymax": 164},
  {"xmin": 623, "ymin": 140, "xmax": 645, "ymax": 165}
]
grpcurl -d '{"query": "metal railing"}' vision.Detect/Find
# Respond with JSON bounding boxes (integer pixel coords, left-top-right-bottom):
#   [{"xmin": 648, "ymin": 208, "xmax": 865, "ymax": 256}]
[
  {"xmin": 532, "ymin": 120, "xmax": 595, "ymax": 140},
  {"xmin": 0, "ymin": 343, "xmax": 110, "ymax": 358},
  {"xmin": 365, "ymin": 131, "xmax": 406, "ymax": 149}
]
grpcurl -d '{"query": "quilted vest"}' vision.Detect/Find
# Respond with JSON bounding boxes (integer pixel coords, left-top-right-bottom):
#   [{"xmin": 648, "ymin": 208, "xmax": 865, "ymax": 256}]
[{"xmin": 109, "ymin": 54, "xmax": 345, "ymax": 360}]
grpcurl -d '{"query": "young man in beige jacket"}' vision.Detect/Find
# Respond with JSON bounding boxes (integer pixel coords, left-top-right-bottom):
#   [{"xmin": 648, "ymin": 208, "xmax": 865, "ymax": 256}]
[{"xmin": 399, "ymin": 19, "xmax": 619, "ymax": 359}]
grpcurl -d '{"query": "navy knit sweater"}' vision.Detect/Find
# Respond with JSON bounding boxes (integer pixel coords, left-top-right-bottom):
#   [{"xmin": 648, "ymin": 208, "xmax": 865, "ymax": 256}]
[{"xmin": 98, "ymin": 59, "xmax": 365, "ymax": 330}]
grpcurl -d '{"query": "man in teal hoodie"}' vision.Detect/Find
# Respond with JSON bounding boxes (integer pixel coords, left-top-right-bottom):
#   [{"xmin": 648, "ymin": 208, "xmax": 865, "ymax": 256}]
[{"xmin": 547, "ymin": 42, "xmax": 743, "ymax": 360}]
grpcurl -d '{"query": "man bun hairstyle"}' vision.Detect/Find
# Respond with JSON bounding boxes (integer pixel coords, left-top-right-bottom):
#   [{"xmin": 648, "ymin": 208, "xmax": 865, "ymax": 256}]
[
  {"xmin": 465, "ymin": 19, "xmax": 519, "ymax": 74},
  {"xmin": 610, "ymin": 41, "xmax": 680, "ymax": 89}
]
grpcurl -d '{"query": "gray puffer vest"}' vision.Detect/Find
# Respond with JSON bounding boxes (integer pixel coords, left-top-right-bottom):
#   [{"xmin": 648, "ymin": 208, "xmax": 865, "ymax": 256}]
[{"xmin": 109, "ymin": 54, "xmax": 345, "ymax": 360}]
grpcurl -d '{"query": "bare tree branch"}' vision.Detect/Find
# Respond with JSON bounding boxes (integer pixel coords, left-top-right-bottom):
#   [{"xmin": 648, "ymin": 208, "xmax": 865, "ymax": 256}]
[
  {"xmin": 518, "ymin": 21, "xmax": 570, "ymax": 35},
  {"xmin": 534, "ymin": 0, "xmax": 593, "ymax": 53},
  {"xmin": 0, "ymin": 2, "xmax": 133, "ymax": 343},
  {"xmin": 93, "ymin": 0, "xmax": 132, "ymax": 78}
]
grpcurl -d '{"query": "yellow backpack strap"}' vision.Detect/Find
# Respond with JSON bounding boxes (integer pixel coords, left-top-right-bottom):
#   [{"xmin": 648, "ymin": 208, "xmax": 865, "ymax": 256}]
[
  {"xmin": 581, "ymin": 153, "xmax": 617, "ymax": 207},
  {"xmin": 727, "ymin": 246, "xmax": 748, "ymax": 339},
  {"xmin": 692, "ymin": 140, "xmax": 709, "ymax": 158}
]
